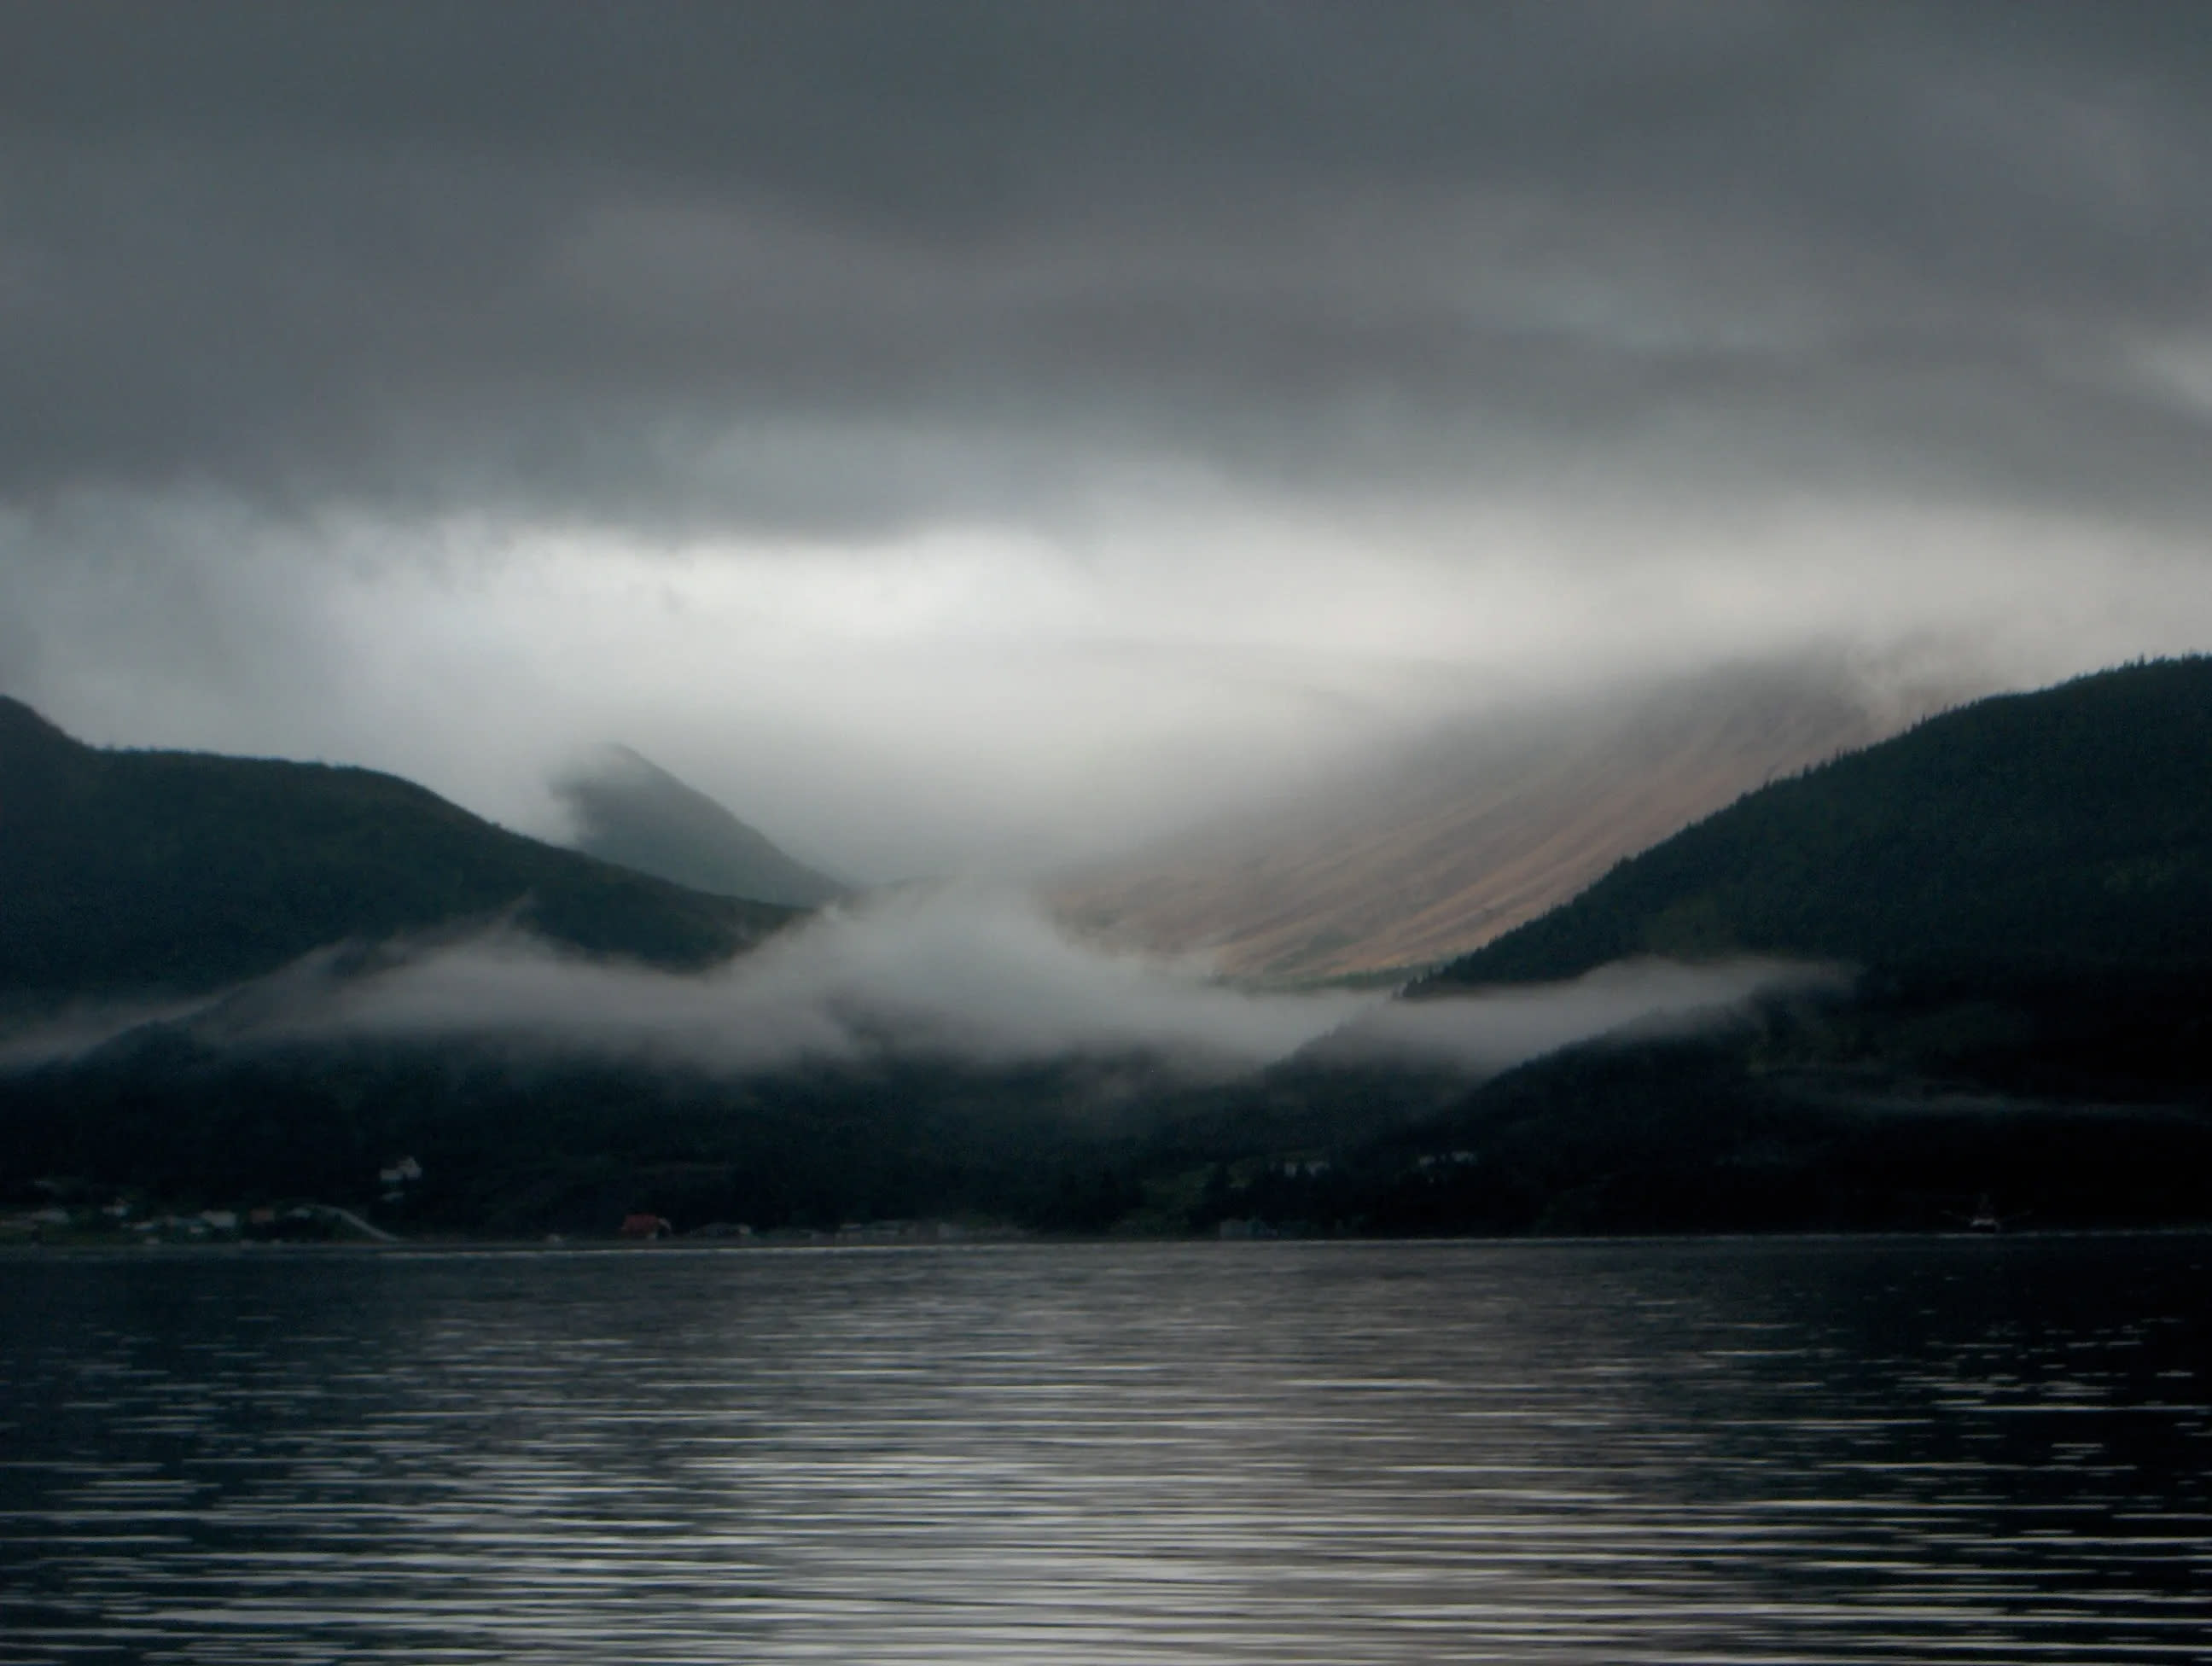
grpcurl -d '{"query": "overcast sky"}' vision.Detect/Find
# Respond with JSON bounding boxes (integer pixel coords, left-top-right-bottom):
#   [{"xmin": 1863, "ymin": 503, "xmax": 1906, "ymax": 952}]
[{"xmin": 7, "ymin": 2, "xmax": 2212, "ymax": 877}]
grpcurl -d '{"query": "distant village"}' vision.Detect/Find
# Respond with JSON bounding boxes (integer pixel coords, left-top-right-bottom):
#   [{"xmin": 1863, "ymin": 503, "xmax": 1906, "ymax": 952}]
[
  {"xmin": 2, "ymin": 1155, "xmax": 1016, "ymax": 1249},
  {"xmin": 3, "ymin": 1147, "xmax": 1519, "ymax": 1248}
]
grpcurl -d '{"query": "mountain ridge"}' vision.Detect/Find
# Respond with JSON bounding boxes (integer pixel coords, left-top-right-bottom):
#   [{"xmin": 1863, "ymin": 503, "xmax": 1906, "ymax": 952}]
[
  {"xmin": 1051, "ymin": 661, "xmax": 1954, "ymax": 983},
  {"xmin": 552, "ymin": 743, "xmax": 846, "ymax": 909},
  {"xmin": 8, "ymin": 661, "xmax": 2210, "ymax": 1239},
  {"xmin": 0, "ymin": 696, "xmax": 795, "ymax": 1003},
  {"xmin": 1423, "ymin": 656, "xmax": 2212, "ymax": 991}
]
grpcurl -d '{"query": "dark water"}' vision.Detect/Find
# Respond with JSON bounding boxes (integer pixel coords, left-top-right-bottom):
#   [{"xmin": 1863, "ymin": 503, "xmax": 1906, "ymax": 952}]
[{"xmin": 2, "ymin": 1236, "xmax": 2206, "ymax": 1663}]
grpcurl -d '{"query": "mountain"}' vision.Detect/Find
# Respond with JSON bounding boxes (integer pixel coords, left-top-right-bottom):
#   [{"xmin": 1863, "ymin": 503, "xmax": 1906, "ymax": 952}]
[
  {"xmin": 1276, "ymin": 656, "xmax": 2212, "ymax": 1234},
  {"xmin": 552, "ymin": 743, "xmax": 846, "ymax": 908},
  {"xmin": 1424, "ymin": 657, "xmax": 2212, "ymax": 991},
  {"xmin": 9, "ymin": 663, "xmax": 2209, "ymax": 1242},
  {"xmin": 0, "ymin": 697, "xmax": 795, "ymax": 1002},
  {"xmin": 1051, "ymin": 661, "xmax": 1953, "ymax": 984}
]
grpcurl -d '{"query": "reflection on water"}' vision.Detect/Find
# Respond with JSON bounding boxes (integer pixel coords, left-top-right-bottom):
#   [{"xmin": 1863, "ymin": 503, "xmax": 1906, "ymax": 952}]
[{"xmin": 1, "ymin": 1236, "xmax": 2205, "ymax": 1663}]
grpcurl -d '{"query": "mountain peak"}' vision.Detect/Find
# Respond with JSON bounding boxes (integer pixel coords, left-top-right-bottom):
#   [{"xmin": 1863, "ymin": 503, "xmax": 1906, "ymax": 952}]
[
  {"xmin": 0, "ymin": 718, "xmax": 793, "ymax": 1001},
  {"xmin": 551, "ymin": 744, "xmax": 846, "ymax": 909},
  {"xmin": 0, "ymin": 696, "xmax": 82, "ymax": 755}
]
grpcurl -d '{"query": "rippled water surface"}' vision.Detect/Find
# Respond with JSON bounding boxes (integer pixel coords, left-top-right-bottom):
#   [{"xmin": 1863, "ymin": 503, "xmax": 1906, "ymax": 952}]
[{"xmin": 3, "ymin": 1236, "xmax": 2207, "ymax": 1663}]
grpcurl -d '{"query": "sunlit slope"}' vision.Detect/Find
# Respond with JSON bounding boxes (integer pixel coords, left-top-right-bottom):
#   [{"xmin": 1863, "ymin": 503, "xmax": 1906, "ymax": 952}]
[
  {"xmin": 554, "ymin": 743, "xmax": 846, "ymax": 908},
  {"xmin": 1054, "ymin": 663, "xmax": 1931, "ymax": 982},
  {"xmin": 1426, "ymin": 658, "xmax": 2212, "ymax": 990},
  {"xmin": 0, "ymin": 698, "xmax": 795, "ymax": 999}
]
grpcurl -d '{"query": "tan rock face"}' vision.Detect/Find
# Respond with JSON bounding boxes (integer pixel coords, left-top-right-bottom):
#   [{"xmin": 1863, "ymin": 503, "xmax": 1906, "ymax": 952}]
[{"xmin": 1050, "ymin": 662, "xmax": 1967, "ymax": 985}]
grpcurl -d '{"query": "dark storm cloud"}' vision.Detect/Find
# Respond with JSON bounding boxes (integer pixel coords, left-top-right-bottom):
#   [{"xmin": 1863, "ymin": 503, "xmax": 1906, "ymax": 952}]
[{"xmin": 5, "ymin": 1, "xmax": 2212, "ymax": 528}]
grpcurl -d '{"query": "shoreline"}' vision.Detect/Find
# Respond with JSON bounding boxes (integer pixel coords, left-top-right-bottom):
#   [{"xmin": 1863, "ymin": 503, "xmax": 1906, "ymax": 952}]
[{"xmin": 7, "ymin": 1220, "xmax": 2209, "ymax": 1258}]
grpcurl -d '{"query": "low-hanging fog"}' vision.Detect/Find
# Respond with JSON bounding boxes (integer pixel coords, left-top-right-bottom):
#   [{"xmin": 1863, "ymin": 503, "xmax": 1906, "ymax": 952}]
[
  {"xmin": 0, "ymin": 888, "xmax": 1832, "ymax": 1082},
  {"xmin": 7, "ymin": 6, "xmax": 2212, "ymax": 880}
]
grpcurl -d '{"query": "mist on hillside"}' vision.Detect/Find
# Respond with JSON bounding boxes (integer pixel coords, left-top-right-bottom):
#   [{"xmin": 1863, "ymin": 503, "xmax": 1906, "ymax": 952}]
[
  {"xmin": 3, "ymin": 887, "xmax": 1837, "ymax": 1083},
  {"xmin": 1051, "ymin": 654, "xmax": 1965, "ymax": 981},
  {"xmin": 1320, "ymin": 958, "xmax": 1848, "ymax": 1069}
]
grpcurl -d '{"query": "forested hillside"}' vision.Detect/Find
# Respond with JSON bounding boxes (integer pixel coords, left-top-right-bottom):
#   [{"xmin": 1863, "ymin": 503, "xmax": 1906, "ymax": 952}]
[
  {"xmin": 1427, "ymin": 659, "xmax": 2212, "ymax": 990},
  {"xmin": 1054, "ymin": 661, "xmax": 1922, "ymax": 982},
  {"xmin": 7, "ymin": 664, "xmax": 2210, "ymax": 1241},
  {"xmin": 0, "ymin": 698, "xmax": 794, "ymax": 1001}
]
